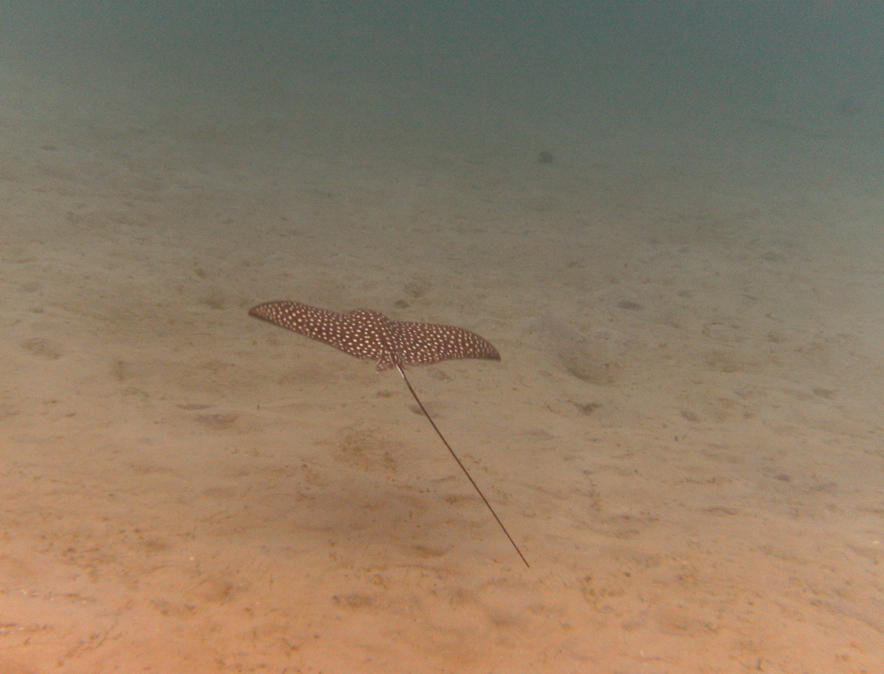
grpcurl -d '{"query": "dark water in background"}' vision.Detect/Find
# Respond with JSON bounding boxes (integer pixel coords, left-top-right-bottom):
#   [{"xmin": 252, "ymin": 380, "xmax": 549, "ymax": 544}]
[
  {"xmin": 3, "ymin": 1, "xmax": 883, "ymax": 151},
  {"xmin": 2, "ymin": 7, "xmax": 883, "ymax": 670}
]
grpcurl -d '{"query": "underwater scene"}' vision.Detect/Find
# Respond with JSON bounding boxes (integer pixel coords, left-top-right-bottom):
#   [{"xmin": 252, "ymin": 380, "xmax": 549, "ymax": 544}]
[{"xmin": 1, "ymin": 2, "xmax": 883, "ymax": 672}]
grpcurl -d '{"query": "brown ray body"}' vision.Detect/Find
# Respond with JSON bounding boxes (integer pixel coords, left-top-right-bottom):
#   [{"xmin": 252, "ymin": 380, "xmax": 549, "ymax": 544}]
[{"xmin": 249, "ymin": 300, "xmax": 528, "ymax": 568}]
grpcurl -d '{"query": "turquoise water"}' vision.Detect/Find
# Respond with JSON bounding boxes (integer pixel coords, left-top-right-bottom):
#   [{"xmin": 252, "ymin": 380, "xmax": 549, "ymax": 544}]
[{"xmin": 1, "ymin": 3, "xmax": 883, "ymax": 672}]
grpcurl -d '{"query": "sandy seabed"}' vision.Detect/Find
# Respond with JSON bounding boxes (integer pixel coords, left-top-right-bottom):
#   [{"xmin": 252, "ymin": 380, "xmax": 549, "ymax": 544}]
[{"xmin": 1, "ymin": 68, "xmax": 883, "ymax": 673}]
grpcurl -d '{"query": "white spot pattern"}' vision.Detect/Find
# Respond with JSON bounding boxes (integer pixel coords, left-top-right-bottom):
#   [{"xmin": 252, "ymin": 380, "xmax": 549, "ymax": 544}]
[{"xmin": 249, "ymin": 301, "xmax": 501, "ymax": 371}]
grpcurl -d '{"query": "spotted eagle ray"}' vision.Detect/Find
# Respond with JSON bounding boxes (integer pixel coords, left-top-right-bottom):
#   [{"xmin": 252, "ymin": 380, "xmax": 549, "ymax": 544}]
[{"xmin": 249, "ymin": 300, "xmax": 528, "ymax": 567}]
